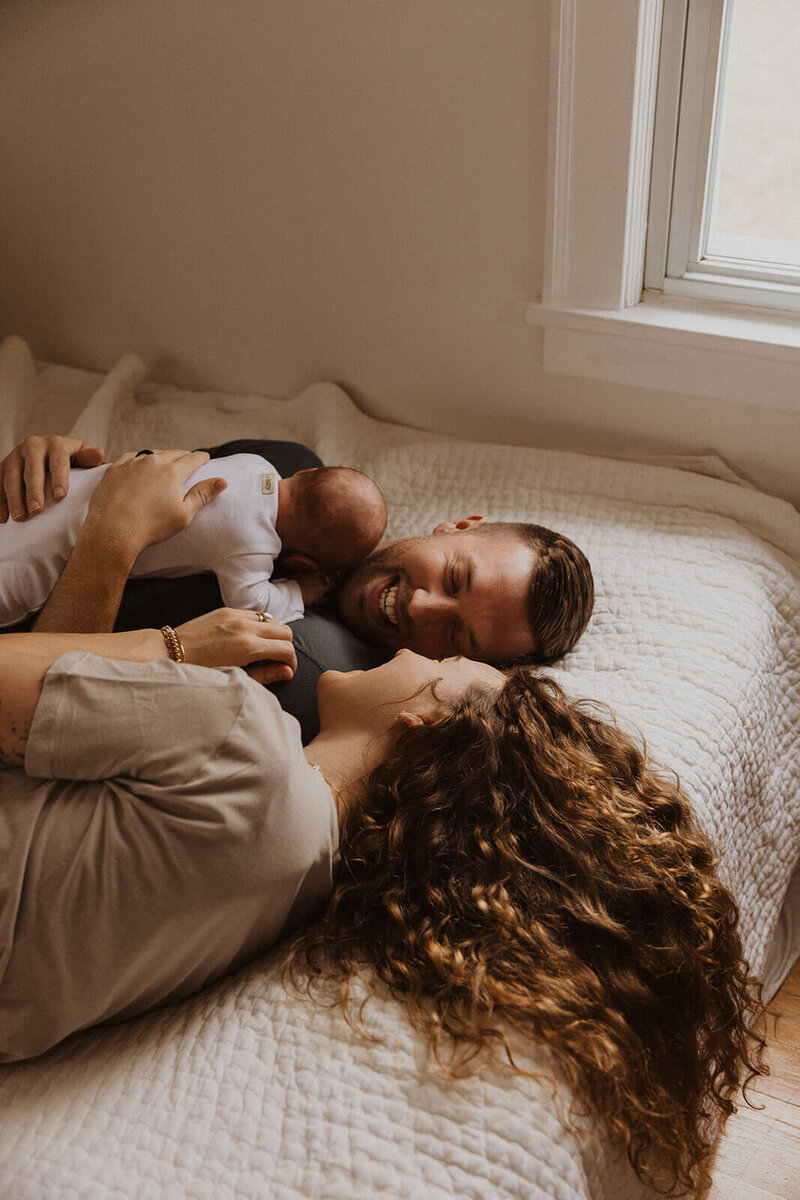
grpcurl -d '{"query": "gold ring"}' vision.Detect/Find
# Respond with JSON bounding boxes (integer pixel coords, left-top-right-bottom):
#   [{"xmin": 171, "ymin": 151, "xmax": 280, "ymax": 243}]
[{"xmin": 256, "ymin": 611, "xmax": 274, "ymax": 623}]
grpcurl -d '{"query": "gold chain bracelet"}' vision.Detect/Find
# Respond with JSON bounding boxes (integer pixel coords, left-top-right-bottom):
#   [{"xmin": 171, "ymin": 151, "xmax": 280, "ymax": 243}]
[{"xmin": 160, "ymin": 625, "xmax": 186, "ymax": 663}]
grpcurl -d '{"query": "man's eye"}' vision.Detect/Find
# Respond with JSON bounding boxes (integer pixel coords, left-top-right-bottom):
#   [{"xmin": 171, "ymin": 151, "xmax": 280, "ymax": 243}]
[{"xmin": 447, "ymin": 565, "xmax": 459, "ymax": 595}]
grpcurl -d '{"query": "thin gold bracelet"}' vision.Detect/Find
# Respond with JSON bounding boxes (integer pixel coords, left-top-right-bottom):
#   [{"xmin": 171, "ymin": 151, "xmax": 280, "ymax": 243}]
[{"xmin": 160, "ymin": 625, "xmax": 186, "ymax": 663}]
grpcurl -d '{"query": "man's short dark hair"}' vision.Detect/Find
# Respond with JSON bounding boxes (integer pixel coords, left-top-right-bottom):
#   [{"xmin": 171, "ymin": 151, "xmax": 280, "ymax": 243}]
[{"xmin": 473, "ymin": 522, "xmax": 594, "ymax": 663}]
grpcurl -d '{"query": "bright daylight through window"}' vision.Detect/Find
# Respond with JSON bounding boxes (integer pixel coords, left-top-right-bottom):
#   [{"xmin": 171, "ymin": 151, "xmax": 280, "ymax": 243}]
[
  {"xmin": 705, "ymin": 0, "xmax": 800, "ymax": 272},
  {"xmin": 652, "ymin": 0, "xmax": 800, "ymax": 306}
]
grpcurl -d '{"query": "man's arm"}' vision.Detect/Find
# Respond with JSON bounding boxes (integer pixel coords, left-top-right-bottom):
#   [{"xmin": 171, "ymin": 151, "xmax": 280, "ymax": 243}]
[
  {"xmin": 33, "ymin": 523, "xmax": 139, "ymax": 632},
  {"xmin": 201, "ymin": 438, "xmax": 323, "ymax": 473},
  {"xmin": 33, "ymin": 449, "xmax": 227, "ymax": 633}
]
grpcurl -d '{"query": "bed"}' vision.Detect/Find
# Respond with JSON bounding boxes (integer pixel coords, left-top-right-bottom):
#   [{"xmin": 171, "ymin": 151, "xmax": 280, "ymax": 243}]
[{"xmin": 1, "ymin": 335, "xmax": 799, "ymax": 1199}]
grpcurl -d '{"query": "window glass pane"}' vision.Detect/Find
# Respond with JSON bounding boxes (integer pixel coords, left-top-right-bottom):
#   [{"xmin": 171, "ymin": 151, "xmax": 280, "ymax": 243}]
[{"xmin": 705, "ymin": 0, "xmax": 800, "ymax": 269}]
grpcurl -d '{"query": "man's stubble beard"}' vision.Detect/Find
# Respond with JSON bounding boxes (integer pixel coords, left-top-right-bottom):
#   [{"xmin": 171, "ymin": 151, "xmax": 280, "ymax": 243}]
[{"xmin": 337, "ymin": 539, "xmax": 411, "ymax": 640}]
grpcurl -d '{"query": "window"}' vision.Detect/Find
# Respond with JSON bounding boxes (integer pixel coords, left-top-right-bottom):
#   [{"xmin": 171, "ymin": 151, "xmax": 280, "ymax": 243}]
[
  {"xmin": 527, "ymin": 0, "xmax": 800, "ymax": 414},
  {"xmin": 646, "ymin": 0, "xmax": 800, "ymax": 311}
]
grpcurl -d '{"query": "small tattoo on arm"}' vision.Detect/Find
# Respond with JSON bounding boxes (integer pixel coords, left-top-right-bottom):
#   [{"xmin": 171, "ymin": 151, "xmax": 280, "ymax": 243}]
[{"xmin": 0, "ymin": 701, "xmax": 30, "ymax": 770}]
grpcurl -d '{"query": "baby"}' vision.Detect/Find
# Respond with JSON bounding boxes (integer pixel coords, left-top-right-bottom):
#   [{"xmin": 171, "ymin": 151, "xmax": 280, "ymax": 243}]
[{"xmin": 0, "ymin": 453, "xmax": 387, "ymax": 628}]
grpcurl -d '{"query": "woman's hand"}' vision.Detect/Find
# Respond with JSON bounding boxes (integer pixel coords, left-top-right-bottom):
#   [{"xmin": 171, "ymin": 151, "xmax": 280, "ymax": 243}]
[
  {"xmin": 175, "ymin": 609, "xmax": 297, "ymax": 684},
  {"xmin": 84, "ymin": 449, "xmax": 227, "ymax": 558},
  {"xmin": 0, "ymin": 435, "xmax": 105, "ymax": 523}
]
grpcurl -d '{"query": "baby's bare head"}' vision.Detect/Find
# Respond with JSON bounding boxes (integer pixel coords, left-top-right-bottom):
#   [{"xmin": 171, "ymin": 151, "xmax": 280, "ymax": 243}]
[{"xmin": 285, "ymin": 466, "xmax": 387, "ymax": 572}]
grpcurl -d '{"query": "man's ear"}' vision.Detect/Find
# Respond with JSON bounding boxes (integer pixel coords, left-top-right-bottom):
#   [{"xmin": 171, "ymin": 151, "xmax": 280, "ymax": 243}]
[
  {"xmin": 279, "ymin": 551, "xmax": 320, "ymax": 573},
  {"xmin": 397, "ymin": 710, "xmax": 426, "ymax": 728},
  {"xmin": 431, "ymin": 514, "xmax": 487, "ymax": 535}
]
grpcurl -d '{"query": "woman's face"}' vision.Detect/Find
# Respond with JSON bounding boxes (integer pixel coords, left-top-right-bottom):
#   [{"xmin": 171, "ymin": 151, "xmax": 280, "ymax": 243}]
[{"xmin": 317, "ymin": 649, "xmax": 506, "ymax": 736}]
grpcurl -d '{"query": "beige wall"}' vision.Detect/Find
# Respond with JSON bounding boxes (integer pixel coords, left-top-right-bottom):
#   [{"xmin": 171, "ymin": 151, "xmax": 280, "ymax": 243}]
[{"xmin": 1, "ymin": 0, "xmax": 797, "ymax": 508}]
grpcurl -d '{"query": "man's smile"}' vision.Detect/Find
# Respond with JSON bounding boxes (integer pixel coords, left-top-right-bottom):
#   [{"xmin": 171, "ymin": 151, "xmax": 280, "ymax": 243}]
[
  {"xmin": 379, "ymin": 580, "xmax": 400, "ymax": 627},
  {"xmin": 361, "ymin": 572, "xmax": 404, "ymax": 639}
]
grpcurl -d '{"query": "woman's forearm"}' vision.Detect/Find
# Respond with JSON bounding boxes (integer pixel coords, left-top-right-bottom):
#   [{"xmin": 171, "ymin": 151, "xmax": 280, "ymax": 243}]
[
  {"xmin": 1, "ymin": 627, "xmax": 166, "ymax": 665},
  {"xmin": 0, "ymin": 609, "xmax": 298, "ymax": 767},
  {"xmin": 0, "ymin": 628, "xmax": 167, "ymax": 769}
]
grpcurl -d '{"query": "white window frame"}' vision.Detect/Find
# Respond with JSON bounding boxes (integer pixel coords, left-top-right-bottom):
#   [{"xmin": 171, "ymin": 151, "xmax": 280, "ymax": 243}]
[
  {"xmin": 526, "ymin": 0, "xmax": 800, "ymax": 415},
  {"xmin": 647, "ymin": 0, "xmax": 800, "ymax": 310}
]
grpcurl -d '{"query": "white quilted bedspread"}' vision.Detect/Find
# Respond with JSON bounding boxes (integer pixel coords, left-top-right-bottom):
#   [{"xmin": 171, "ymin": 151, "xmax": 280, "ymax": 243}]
[{"xmin": 1, "ymin": 348, "xmax": 799, "ymax": 1200}]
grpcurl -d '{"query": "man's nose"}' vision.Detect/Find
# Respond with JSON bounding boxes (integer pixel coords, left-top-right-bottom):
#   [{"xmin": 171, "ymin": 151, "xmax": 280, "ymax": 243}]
[{"xmin": 406, "ymin": 588, "xmax": 455, "ymax": 625}]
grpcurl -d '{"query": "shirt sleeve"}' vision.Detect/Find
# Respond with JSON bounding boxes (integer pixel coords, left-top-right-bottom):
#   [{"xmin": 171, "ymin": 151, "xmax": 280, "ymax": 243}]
[
  {"xmin": 25, "ymin": 652, "xmax": 266, "ymax": 788},
  {"xmin": 215, "ymin": 558, "xmax": 305, "ymax": 622}
]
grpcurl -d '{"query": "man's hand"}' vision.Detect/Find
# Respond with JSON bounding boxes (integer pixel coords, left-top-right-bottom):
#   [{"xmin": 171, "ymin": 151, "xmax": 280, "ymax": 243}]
[
  {"xmin": 32, "ymin": 449, "xmax": 227, "ymax": 635},
  {"xmin": 84, "ymin": 449, "xmax": 227, "ymax": 558},
  {"xmin": 0, "ymin": 435, "xmax": 105, "ymax": 523}
]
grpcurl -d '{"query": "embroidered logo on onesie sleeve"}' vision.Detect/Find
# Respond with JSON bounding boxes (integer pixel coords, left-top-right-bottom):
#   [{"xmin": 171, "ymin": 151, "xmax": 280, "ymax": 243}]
[{"xmin": 261, "ymin": 473, "xmax": 275, "ymax": 495}]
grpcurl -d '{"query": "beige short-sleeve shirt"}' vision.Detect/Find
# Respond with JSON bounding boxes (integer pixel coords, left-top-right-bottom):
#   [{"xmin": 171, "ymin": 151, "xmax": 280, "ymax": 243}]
[{"xmin": 0, "ymin": 653, "xmax": 337, "ymax": 1062}]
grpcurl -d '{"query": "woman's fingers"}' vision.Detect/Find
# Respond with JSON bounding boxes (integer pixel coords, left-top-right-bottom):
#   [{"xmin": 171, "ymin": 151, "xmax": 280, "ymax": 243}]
[
  {"xmin": 173, "ymin": 608, "xmax": 297, "ymax": 674},
  {"xmin": 248, "ymin": 624, "xmax": 297, "ymax": 669},
  {"xmin": 248, "ymin": 613, "xmax": 296, "ymax": 665},
  {"xmin": 243, "ymin": 612, "xmax": 298, "ymax": 680},
  {"xmin": 245, "ymin": 661, "xmax": 296, "ymax": 685},
  {"xmin": 249, "ymin": 611, "xmax": 294, "ymax": 638}
]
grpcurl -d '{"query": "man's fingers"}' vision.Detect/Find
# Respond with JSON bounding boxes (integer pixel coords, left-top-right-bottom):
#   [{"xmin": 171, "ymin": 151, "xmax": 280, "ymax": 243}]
[
  {"xmin": 22, "ymin": 446, "xmax": 47, "ymax": 515},
  {"xmin": 72, "ymin": 445, "xmax": 105, "ymax": 471},
  {"xmin": 46, "ymin": 444, "xmax": 75, "ymax": 501},
  {"xmin": 0, "ymin": 435, "xmax": 107, "ymax": 522},
  {"xmin": 48, "ymin": 440, "xmax": 105, "ymax": 501}
]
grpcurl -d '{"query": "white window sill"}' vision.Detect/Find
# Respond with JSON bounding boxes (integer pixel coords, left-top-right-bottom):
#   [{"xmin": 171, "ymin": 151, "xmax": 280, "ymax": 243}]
[{"xmin": 525, "ymin": 292, "xmax": 800, "ymax": 415}]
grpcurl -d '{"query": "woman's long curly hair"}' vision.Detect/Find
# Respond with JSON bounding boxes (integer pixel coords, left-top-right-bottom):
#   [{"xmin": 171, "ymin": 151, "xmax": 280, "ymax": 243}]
[{"xmin": 284, "ymin": 669, "xmax": 766, "ymax": 1194}]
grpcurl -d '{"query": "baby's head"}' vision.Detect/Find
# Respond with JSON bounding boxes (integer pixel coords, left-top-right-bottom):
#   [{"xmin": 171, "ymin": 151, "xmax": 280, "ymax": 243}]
[{"xmin": 278, "ymin": 466, "xmax": 387, "ymax": 573}]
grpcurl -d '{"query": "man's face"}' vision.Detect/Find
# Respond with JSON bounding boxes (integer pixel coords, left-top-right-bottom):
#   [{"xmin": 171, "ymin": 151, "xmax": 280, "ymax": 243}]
[{"xmin": 337, "ymin": 529, "xmax": 538, "ymax": 663}]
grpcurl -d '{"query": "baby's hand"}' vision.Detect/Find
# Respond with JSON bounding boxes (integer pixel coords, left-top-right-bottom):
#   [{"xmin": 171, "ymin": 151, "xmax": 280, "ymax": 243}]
[{"xmin": 295, "ymin": 570, "xmax": 335, "ymax": 607}]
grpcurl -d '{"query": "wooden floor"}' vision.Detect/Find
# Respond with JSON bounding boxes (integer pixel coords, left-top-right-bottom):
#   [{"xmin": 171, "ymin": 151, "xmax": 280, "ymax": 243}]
[{"xmin": 706, "ymin": 958, "xmax": 800, "ymax": 1200}]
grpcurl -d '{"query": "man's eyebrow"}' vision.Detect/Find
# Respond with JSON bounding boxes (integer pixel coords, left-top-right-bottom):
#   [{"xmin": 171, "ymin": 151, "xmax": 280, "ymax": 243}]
[
  {"xmin": 463, "ymin": 554, "xmax": 474, "ymax": 593},
  {"xmin": 458, "ymin": 554, "xmax": 479, "ymax": 656}
]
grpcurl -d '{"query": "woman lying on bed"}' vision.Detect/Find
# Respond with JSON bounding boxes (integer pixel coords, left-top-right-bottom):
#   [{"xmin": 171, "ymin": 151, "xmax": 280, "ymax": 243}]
[
  {"xmin": 0, "ymin": 615, "xmax": 765, "ymax": 1192},
  {"xmin": 0, "ymin": 476, "xmax": 763, "ymax": 1196}
]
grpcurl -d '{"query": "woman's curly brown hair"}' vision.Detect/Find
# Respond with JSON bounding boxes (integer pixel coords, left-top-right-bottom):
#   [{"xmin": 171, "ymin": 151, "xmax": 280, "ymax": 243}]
[{"xmin": 285, "ymin": 669, "xmax": 766, "ymax": 1195}]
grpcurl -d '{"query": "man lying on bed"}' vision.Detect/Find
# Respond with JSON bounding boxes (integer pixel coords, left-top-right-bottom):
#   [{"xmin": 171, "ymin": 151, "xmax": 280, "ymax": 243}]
[{"xmin": 0, "ymin": 434, "xmax": 595, "ymax": 742}]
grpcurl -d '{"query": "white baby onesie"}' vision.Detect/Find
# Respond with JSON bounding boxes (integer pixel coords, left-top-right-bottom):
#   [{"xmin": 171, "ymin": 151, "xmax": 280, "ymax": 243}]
[{"xmin": 0, "ymin": 454, "xmax": 304, "ymax": 628}]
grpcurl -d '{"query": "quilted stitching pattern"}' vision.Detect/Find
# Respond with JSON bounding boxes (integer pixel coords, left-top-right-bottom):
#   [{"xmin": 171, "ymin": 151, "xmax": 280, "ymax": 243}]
[{"xmin": 0, "ymin": 360, "xmax": 797, "ymax": 1200}]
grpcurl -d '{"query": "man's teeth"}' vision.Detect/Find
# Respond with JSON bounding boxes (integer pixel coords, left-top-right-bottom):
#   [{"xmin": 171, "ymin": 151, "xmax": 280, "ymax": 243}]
[{"xmin": 380, "ymin": 583, "xmax": 399, "ymax": 626}]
